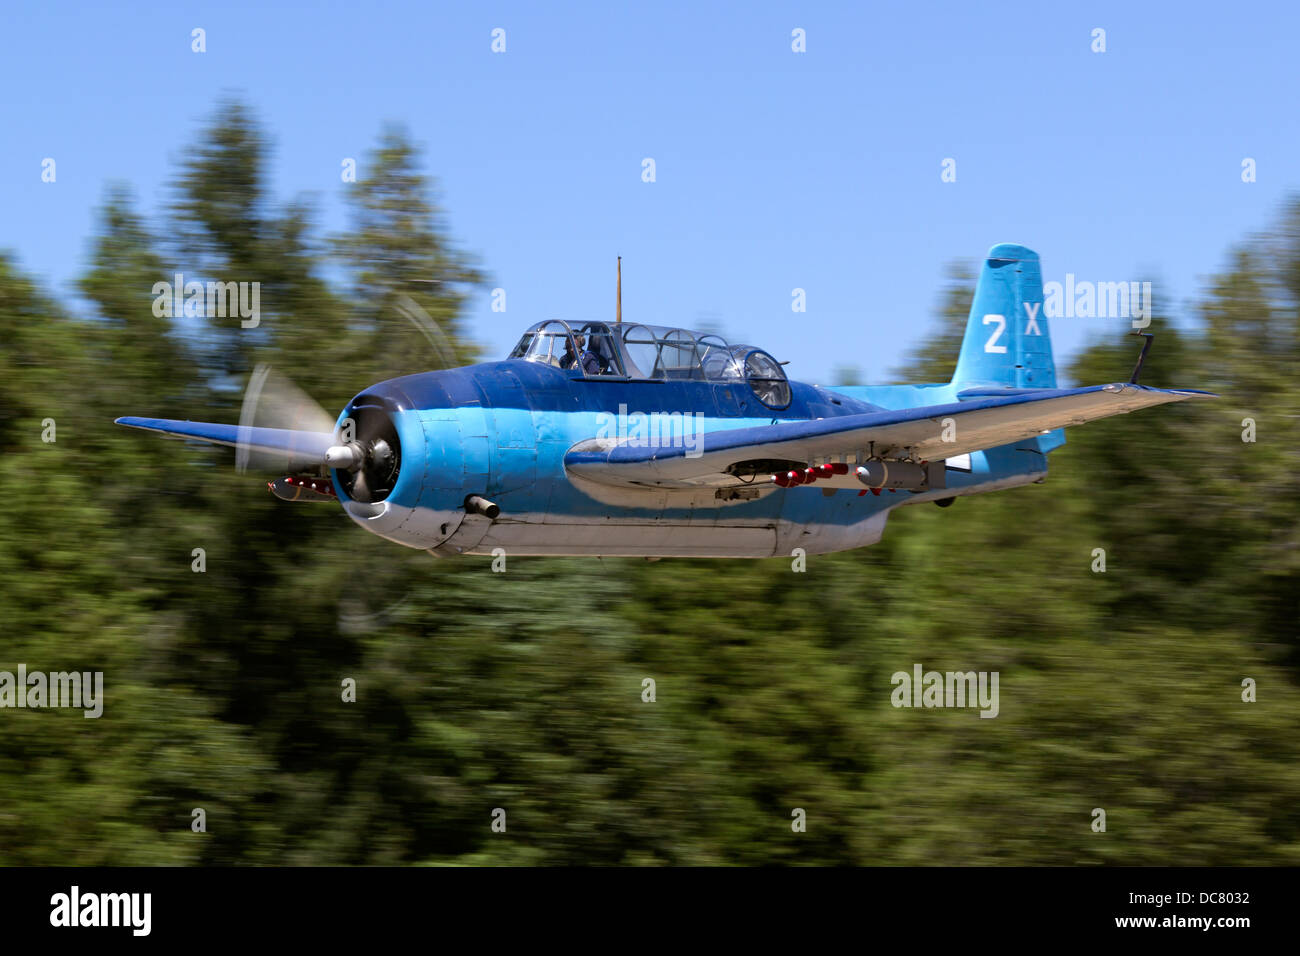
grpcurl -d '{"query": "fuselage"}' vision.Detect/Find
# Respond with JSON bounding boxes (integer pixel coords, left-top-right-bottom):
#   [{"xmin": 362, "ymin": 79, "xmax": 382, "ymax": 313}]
[{"xmin": 330, "ymin": 360, "xmax": 1050, "ymax": 558}]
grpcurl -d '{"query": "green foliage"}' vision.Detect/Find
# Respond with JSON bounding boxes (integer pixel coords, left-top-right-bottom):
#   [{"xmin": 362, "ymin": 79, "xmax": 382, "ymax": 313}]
[
  {"xmin": 1, "ymin": 102, "xmax": 1297, "ymax": 865},
  {"xmin": 889, "ymin": 260, "xmax": 974, "ymax": 383}
]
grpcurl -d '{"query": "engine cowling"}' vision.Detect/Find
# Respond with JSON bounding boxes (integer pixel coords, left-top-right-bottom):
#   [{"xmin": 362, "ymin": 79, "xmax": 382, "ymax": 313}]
[{"xmin": 330, "ymin": 386, "xmax": 471, "ymax": 551}]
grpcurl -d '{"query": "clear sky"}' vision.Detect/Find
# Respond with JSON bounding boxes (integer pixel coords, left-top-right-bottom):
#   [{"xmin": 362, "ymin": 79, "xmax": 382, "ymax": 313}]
[{"xmin": 2, "ymin": 1, "xmax": 1297, "ymax": 384}]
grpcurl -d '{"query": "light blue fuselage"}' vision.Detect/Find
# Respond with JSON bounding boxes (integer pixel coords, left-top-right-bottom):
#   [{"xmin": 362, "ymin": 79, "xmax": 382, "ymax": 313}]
[{"xmin": 330, "ymin": 359, "xmax": 1057, "ymax": 558}]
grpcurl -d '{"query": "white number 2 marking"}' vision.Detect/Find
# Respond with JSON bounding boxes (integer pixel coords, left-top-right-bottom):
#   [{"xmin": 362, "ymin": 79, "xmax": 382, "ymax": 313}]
[{"xmin": 982, "ymin": 314, "xmax": 1007, "ymax": 353}]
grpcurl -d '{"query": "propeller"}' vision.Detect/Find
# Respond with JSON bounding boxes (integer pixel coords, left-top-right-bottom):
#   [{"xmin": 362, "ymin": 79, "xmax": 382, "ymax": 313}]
[
  {"xmin": 235, "ymin": 296, "xmax": 451, "ymax": 498},
  {"xmin": 235, "ymin": 363, "xmax": 402, "ymax": 503},
  {"xmin": 394, "ymin": 293, "xmax": 456, "ymax": 370},
  {"xmin": 236, "ymin": 364, "xmax": 337, "ymax": 474}
]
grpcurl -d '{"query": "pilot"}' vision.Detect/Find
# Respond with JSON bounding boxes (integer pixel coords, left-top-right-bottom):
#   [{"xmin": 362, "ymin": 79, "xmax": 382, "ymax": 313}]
[{"xmin": 564, "ymin": 334, "xmax": 602, "ymax": 375}]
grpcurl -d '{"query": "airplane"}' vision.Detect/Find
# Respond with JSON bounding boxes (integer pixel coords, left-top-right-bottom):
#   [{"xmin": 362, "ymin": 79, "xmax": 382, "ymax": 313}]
[{"xmin": 116, "ymin": 243, "xmax": 1214, "ymax": 559}]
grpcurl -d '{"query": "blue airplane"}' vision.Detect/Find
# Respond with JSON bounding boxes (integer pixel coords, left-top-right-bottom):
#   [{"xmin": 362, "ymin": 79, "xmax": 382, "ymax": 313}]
[{"xmin": 116, "ymin": 244, "xmax": 1213, "ymax": 558}]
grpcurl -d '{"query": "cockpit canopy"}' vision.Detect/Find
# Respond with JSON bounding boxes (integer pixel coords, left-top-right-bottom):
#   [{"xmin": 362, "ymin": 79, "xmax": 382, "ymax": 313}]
[{"xmin": 507, "ymin": 320, "xmax": 792, "ymax": 408}]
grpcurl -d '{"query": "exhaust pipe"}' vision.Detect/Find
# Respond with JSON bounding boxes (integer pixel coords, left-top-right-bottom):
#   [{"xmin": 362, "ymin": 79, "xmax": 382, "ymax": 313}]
[{"xmin": 464, "ymin": 495, "xmax": 500, "ymax": 520}]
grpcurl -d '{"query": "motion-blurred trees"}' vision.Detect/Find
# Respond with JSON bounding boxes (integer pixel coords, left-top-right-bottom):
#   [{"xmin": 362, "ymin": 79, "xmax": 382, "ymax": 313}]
[
  {"xmin": 890, "ymin": 260, "xmax": 974, "ymax": 383},
  {"xmin": 1, "ymin": 100, "xmax": 1298, "ymax": 864}
]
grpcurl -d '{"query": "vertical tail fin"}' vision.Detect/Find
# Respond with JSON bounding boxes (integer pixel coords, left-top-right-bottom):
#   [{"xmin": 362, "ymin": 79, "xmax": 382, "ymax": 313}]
[{"xmin": 951, "ymin": 243, "xmax": 1055, "ymax": 390}]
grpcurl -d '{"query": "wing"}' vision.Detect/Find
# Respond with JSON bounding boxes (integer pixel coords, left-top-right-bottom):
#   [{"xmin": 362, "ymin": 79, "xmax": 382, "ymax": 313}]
[
  {"xmin": 564, "ymin": 383, "xmax": 1215, "ymax": 489},
  {"xmin": 115, "ymin": 417, "xmax": 335, "ymax": 472}
]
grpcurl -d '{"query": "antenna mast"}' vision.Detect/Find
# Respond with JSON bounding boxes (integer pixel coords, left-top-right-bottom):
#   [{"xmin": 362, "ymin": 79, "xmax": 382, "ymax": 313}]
[{"xmin": 616, "ymin": 256, "xmax": 622, "ymax": 325}]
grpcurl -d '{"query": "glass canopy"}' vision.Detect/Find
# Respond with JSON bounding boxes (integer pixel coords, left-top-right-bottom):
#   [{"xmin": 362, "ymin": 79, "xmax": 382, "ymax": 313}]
[{"xmin": 507, "ymin": 320, "xmax": 790, "ymax": 405}]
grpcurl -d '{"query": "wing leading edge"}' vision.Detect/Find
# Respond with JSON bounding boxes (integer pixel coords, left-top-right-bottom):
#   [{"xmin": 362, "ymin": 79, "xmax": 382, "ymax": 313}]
[
  {"xmin": 564, "ymin": 383, "xmax": 1215, "ymax": 489},
  {"xmin": 115, "ymin": 417, "xmax": 335, "ymax": 472}
]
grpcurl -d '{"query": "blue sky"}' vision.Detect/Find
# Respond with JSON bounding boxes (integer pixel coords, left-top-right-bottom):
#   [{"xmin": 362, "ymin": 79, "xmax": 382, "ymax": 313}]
[{"xmin": 2, "ymin": 1, "xmax": 1297, "ymax": 384}]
